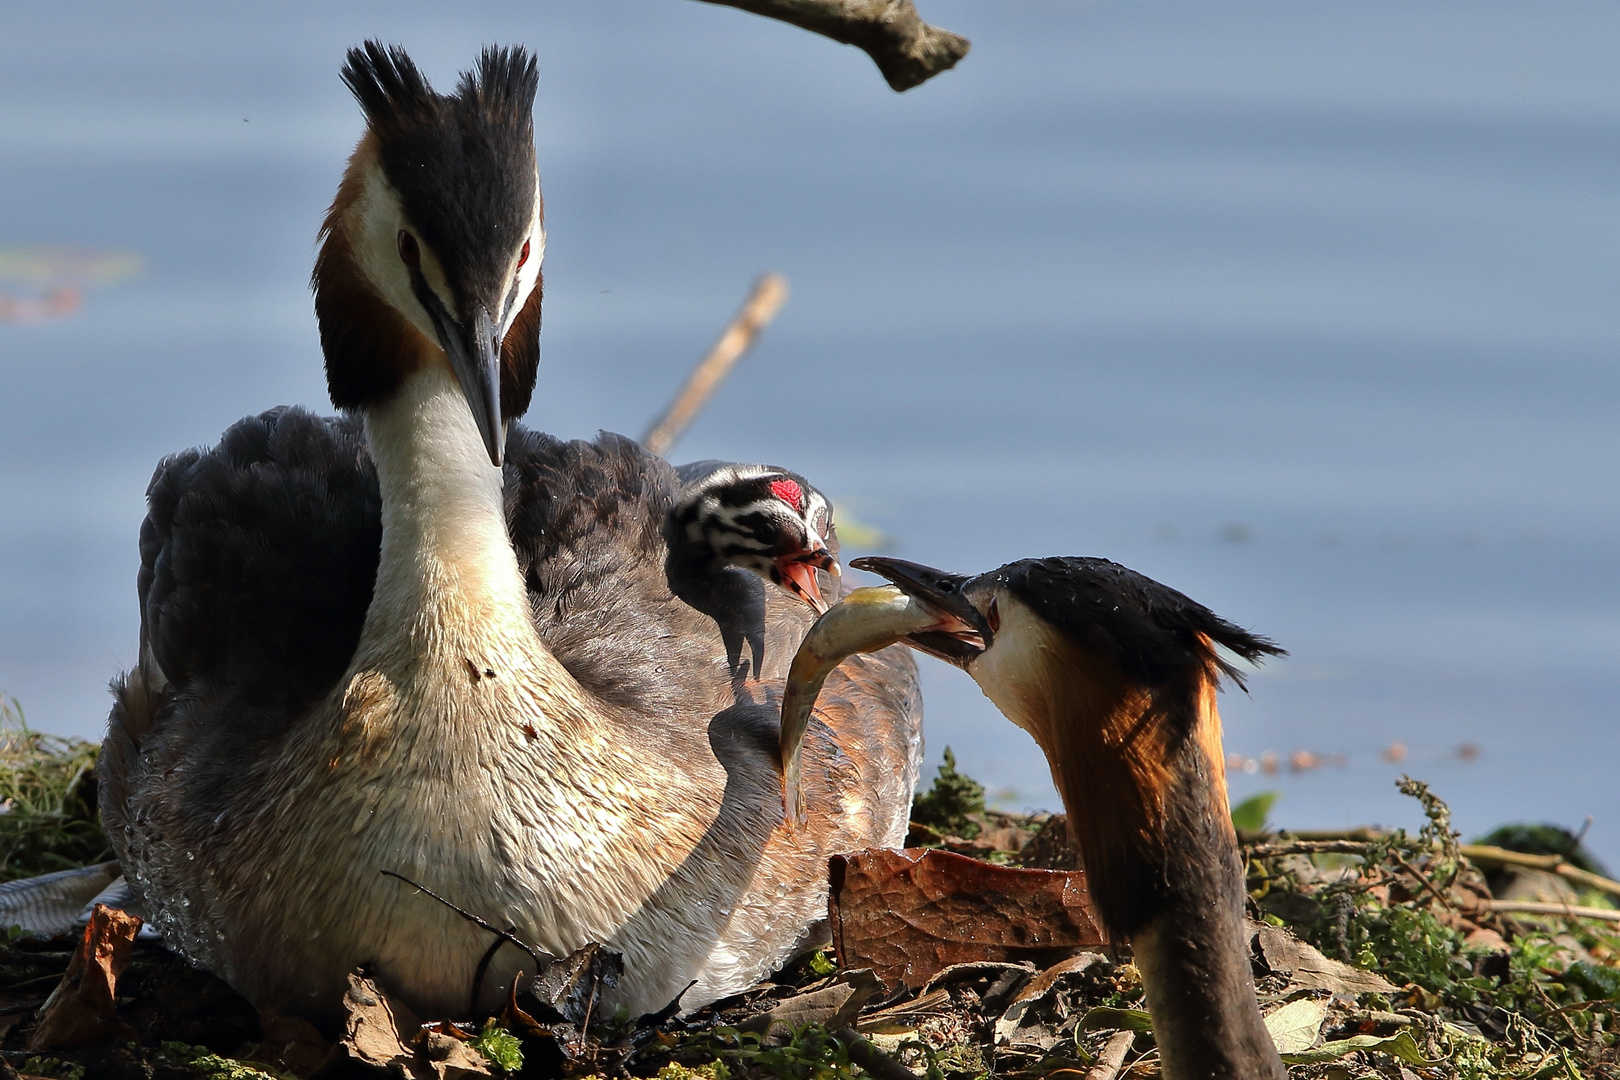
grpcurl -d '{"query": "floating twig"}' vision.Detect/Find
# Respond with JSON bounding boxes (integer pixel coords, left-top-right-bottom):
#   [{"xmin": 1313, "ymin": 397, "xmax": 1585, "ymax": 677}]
[{"xmin": 642, "ymin": 273, "xmax": 788, "ymax": 456}]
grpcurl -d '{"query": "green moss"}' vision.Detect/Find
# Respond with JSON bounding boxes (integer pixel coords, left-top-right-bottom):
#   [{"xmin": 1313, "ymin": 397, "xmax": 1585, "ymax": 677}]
[
  {"xmin": 20, "ymin": 1057, "xmax": 85, "ymax": 1080},
  {"xmin": 655, "ymin": 1062, "xmax": 730, "ymax": 1080},
  {"xmin": 471, "ymin": 1024, "xmax": 524, "ymax": 1073},
  {"xmin": 156, "ymin": 1042, "xmax": 291, "ymax": 1080},
  {"xmin": 910, "ymin": 748, "xmax": 985, "ymax": 840}
]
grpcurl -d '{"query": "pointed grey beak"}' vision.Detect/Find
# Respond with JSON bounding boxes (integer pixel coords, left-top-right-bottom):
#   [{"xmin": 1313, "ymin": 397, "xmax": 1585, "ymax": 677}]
[
  {"xmin": 848, "ymin": 556, "xmax": 993, "ymax": 666},
  {"xmin": 442, "ymin": 304, "xmax": 504, "ymax": 467}
]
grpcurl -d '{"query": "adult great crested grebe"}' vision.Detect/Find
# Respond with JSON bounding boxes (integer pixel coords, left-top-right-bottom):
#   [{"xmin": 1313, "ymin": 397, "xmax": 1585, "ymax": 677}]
[
  {"xmin": 99, "ymin": 42, "xmax": 920, "ymax": 1027},
  {"xmin": 780, "ymin": 556, "xmax": 1288, "ymax": 1080}
]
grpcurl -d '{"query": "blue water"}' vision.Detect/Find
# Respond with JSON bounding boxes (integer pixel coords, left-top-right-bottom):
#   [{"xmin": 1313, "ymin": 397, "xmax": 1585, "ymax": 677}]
[{"xmin": 2, "ymin": 3, "xmax": 1618, "ymax": 862}]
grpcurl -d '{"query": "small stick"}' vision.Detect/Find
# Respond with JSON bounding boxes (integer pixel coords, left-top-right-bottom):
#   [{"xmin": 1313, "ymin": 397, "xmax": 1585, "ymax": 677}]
[
  {"xmin": 1461, "ymin": 844, "xmax": 1620, "ymax": 902},
  {"xmin": 1485, "ymin": 901, "xmax": 1620, "ymax": 924},
  {"xmin": 833, "ymin": 1027, "xmax": 918, "ymax": 1080},
  {"xmin": 470, "ymin": 928, "xmax": 518, "ymax": 1017},
  {"xmin": 1391, "ymin": 852, "xmax": 1455, "ymax": 910},
  {"xmin": 1085, "ymin": 1029, "xmax": 1136, "ymax": 1080},
  {"xmin": 379, "ymin": 867, "xmax": 550, "ymax": 977},
  {"xmin": 1245, "ymin": 840, "xmax": 1373, "ymax": 858},
  {"xmin": 1282, "ymin": 827, "xmax": 1389, "ymax": 842},
  {"xmin": 642, "ymin": 274, "xmax": 788, "ymax": 456}
]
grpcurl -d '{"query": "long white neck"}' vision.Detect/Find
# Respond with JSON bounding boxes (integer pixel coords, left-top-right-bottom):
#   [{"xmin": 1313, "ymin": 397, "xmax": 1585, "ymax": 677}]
[
  {"xmin": 366, "ymin": 366, "xmax": 522, "ymax": 626},
  {"xmin": 356, "ymin": 364, "xmax": 545, "ymax": 677}
]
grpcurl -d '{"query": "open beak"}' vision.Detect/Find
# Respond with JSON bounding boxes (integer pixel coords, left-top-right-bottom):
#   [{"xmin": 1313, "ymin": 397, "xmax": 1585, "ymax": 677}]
[
  {"xmin": 776, "ymin": 545, "xmax": 840, "ymax": 615},
  {"xmin": 848, "ymin": 557, "xmax": 992, "ymax": 668}
]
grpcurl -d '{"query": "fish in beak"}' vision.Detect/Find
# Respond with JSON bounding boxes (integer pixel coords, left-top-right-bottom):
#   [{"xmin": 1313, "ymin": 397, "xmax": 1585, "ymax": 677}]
[{"xmin": 777, "ymin": 559, "xmax": 991, "ymax": 828}]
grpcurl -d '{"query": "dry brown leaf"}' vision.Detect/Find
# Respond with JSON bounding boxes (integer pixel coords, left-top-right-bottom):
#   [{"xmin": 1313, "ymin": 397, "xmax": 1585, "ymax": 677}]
[
  {"xmin": 27, "ymin": 902, "xmax": 142, "ymax": 1051},
  {"xmin": 828, "ymin": 848, "xmax": 1109, "ymax": 989},
  {"xmin": 993, "ymin": 952, "xmax": 1107, "ymax": 1045},
  {"xmin": 738, "ymin": 969, "xmax": 883, "ymax": 1042},
  {"xmin": 1250, "ymin": 921, "xmax": 1395, "ymax": 997},
  {"xmin": 253, "ymin": 1008, "xmax": 333, "ymax": 1078},
  {"xmin": 330, "ymin": 970, "xmax": 492, "ymax": 1079}
]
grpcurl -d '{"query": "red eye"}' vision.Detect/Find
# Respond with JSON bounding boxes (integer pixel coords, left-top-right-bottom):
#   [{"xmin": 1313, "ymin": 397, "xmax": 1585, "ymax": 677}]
[
  {"xmin": 516, "ymin": 239, "xmax": 530, "ymax": 269},
  {"xmin": 396, "ymin": 230, "xmax": 420, "ymax": 269}
]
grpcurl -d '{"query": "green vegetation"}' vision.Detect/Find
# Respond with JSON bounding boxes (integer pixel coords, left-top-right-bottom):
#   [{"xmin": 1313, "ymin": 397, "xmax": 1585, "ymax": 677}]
[
  {"xmin": 1247, "ymin": 777, "xmax": 1620, "ymax": 1077},
  {"xmin": 909, "ymin": 747, "xmax": 985, "ymax": 840},
  {"xmin": 683, "ymin": 1024, "xmax": 864, "ymax": 1080},
  {"xmin": 0, "ymin": 694, "xmax": 107, "ymax": 881},
  {"xmin": 471, "ymin": 1023, "xmax": 524, "ymax": 1073},
  {"xmin": 1230, "ymin": 790, "xmax": 1280, "ymax": 834}
]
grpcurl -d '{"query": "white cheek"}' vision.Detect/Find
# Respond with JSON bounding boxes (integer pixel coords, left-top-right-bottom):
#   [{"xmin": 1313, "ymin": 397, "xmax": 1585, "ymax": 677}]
[
  {"xmin": 500, "ymin": 184, "xmax": 544, "ymax": 338},
  {"xmin": 967, "ymin": 602, "xmax": 1051, "ymax": 739},
  {"xmin": 354, "ymin": 169, "xmax": 446, "ymax": 348}
]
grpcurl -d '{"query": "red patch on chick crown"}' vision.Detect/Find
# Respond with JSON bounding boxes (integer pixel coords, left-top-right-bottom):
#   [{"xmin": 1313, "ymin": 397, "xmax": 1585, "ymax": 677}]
[{"xmin": 769, "ymin": 478, "xmax": 804, "ymax": 512}]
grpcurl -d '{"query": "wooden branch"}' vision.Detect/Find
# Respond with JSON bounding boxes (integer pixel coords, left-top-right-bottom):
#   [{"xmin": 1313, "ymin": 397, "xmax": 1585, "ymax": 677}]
[
  {"xmin": 1245, "ymin": 840, "xmax": 1373, "ymax": 859},
  {"xmin": 642, "ymin": 273, "xmax": 789, "ymax": 457},
  {"xmin": 1461, "ymin": 844, "xmax": 1620, "ymax": 902},
  {"xmin": 695, "ymin": 0, "xmax": 969, "ymax": 91},
  {"xmin": 1084, "ymin": 1030, "xmax": 1136, "ymax": 1080},
  {"xmin": 1484, "ymin": 900, "xmax": 1620, "ymax": 924}
]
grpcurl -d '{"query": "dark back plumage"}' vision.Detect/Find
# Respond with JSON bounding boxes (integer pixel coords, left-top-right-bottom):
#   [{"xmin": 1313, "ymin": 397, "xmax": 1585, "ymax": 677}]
[
  {"xmin": 138, "ymin": 408, "xmax": 379, "ymax": 718},
  {"xmin": 126, "ymin": 415, "xmax": 877, "ymax": 738}
]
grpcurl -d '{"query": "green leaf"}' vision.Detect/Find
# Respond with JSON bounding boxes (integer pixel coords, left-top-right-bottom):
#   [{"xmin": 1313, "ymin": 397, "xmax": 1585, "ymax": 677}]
[
  {"xmin": 1079, "ymin": 1007, "xmax": 1154, "ymax": 1033},
  {"xmin": 1231, "ymin": 791, "xmax": 1280, "ymax": 834},
  {"xmin": 1281, "ymin": 1029, "xmax": 1440, "ymax": 1066}
]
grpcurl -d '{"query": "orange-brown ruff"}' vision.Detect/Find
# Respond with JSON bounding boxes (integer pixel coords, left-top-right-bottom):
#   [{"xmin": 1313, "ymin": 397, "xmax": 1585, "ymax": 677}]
[{"xmin": 99, "ymin": 43, "xmax": 921, "ymax": 1028}]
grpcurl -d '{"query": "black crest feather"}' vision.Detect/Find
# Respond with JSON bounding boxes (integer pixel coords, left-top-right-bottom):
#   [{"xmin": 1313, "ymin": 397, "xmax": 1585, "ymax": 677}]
[
  {"xmin": 324, "ymin": 42, "xmax": 542, "ymax": 417},
  {"xmin": 991, "ymin": 556, "xmax": 1285, "ymax": 692}
]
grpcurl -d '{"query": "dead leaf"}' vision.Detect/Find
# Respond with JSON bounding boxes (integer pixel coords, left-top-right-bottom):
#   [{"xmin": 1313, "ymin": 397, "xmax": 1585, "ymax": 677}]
[
  {"xmin": 253, "ymin": 1009, "xmax": 333, "ymax": 1078},
  {"xmin": 828, "ymin": 848, "xmax": 1108, "ymax": 989},
  {"xmin": 526, "ymin": 942, "xmax": 623, "ymax": 1025},
  {"xmin": 1079, "ymin": 1006, "xmax": 1154, "ymax": 1033},
  {"xmin": 993, "ymin": 953, "xmax": 1106, "ymax": 1045},
  {"xmin": 738, "ymin": 969, "xmax": 883, "ymax": 1042},
  {"xmin": 1250, "ymin": 921, "xmax": 1395, "ymax": 996},
  {"xmin": 1263, "ymin": 996, "xmax": 1328, "ymax": 1054},
  {"xmin": 27, "ymin": 902, "xmax": 142, "ymax": 1050},
  {"xmin": 329, "ymin": 970, "xmax": 491, "ymax": 1080},
  {"xmin": 419, "ymin": 1029, "xmax": 493, "ymax": 1078}
]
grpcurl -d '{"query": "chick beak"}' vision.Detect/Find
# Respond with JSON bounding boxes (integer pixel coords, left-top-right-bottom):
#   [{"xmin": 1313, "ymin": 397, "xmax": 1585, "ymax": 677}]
[
  {"xmin": 441, "ymin": 302, "xmax": 505, "ymax": 467},
  {"xmin": 847, "ymin": 556, "xmax": 992, "ymax": 667},
  {"xmin": 777, "ymin": 546, "xmax": 839, "ymax": 615}
]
